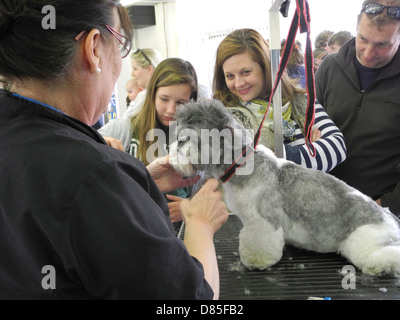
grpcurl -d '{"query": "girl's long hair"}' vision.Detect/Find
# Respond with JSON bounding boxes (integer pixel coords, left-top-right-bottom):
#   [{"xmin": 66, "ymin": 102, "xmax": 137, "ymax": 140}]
[{"xmin": 131, "ymin": 58, "xmax": 198, "ymax": 165}]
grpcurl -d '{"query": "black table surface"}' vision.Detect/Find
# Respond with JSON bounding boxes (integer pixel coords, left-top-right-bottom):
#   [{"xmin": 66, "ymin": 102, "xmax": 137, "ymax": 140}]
[{"xmin": 209, "ymin": 214, "xmax": 400, "ymax": 300}]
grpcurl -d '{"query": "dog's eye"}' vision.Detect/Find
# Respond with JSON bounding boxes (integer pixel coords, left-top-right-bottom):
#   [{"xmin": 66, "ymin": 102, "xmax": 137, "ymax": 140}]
[
  {"xmin": 178, "ymin": 136, "xmax": 190, "ymax": 147},
  {"xmin": 178, "ymin": 135, "xmax": 190, "ymax": 142}
]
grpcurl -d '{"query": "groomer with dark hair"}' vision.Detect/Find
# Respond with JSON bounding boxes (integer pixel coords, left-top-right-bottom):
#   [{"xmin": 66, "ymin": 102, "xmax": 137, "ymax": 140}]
[
  {"xmin": 0, "ymin": 0, "xmax": 228, "ymax": 299},
  {"xmin": 316, "ymin": 0, "xmax": 400, "ymax": 216}
]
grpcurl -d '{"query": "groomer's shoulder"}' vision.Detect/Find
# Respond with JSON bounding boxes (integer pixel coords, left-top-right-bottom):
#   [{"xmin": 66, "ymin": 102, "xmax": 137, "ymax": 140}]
[
  {"xmin": 50, "ymin": 123, "xmax": 149, "ymax": 189},
  {"xmin": 82, "ymin": 131, "xmax": 148, "ymax": 178},
  {"xmin": 64, "ymin": 129, "xmax": 168, "ymax": 213}
]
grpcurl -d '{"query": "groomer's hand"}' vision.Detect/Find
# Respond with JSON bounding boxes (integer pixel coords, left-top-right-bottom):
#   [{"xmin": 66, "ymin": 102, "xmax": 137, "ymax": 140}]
[
  {"xmin": 181, "ymin": 179, "xmax": 228, "ymax": 234},
  {"xmin": 147, "ymin": 155, "xmax": 200, "ymax": 193}
]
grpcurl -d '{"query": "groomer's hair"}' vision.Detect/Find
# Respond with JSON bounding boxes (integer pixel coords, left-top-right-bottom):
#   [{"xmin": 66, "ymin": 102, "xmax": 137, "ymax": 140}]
[{"xmin": 0, "ymin": 0, "xmax": 132, "ymax": 85}]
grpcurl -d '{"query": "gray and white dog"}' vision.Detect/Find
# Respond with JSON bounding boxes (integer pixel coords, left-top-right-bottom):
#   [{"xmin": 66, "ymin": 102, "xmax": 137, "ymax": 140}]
[{"xmin": 170, "ymin": 99, "xmax": 400, "ymax": 277}]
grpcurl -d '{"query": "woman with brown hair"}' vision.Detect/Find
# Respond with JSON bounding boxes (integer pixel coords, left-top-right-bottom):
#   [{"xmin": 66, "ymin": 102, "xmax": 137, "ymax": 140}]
[{"xmin": 213, "ymin": 28, "xmax": 346, "ymax": 172}]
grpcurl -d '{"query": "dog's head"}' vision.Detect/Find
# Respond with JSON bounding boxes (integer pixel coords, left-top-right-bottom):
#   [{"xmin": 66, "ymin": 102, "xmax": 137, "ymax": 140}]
[{"xmin": 169, "ymin": 99, "xmax": 253, "ymax": 178}]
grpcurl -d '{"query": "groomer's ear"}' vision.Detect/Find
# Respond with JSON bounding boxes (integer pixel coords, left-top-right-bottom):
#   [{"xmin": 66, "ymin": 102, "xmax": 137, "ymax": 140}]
[{"xmin": 84, "ymin": 29, "xmax": 102, "ymax": 74}]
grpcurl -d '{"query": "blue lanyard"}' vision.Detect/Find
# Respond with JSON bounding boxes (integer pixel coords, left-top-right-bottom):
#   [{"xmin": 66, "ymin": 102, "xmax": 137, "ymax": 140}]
[{"xmin": 12, "ymin": 92, "xmax": 66, "ymax": 115}]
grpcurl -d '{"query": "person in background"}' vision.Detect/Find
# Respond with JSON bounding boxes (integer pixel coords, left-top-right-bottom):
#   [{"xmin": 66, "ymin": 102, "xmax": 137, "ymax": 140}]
[
  {"xmin": 313, "ymin": 30, "xmax": 334, "ymax": 72},
  {"xmin": 314, "ymin": 30, "xmax": 334, "ymax": 54},
  {"xmin": 123, "ymin": 77, "xmax": 144, "ymax": 124},
  {"xmin": 281, "ymin": 39, "xmax": 306, "ymax": 88},
  {"xmin": 313, "ymin": 49, "xmax": 329, "ymax": 72},
  {"xmin": 123, "ymin": 48, "xmax": 163, "ymax": 119},
  {"xmin": 125, "ymin": 77, "xmax": 144, "ymax": 106},
  {"xmin": 327, "ymin": 31, "xmax": 354, "ymax": 53},
  {"xmin": 0, "ymin": 0, "xmax": 228, "ymax": 299},
  {"xmin": 213, "ymin": 28, "xmax": 346, "ymax": 173},
  {"xmin": 315, "ymin": 0, "xmax": 400, "ymax": 216},
  {"xmin": 99, "ymin": 58, "xmax": 199, "ymax": 226},
  {"xmin": 131, "ymin": 48, "xmax": 162, "ymax": 89}
]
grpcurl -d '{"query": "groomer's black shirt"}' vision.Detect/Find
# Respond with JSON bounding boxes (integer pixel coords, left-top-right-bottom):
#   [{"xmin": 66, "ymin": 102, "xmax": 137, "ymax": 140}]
[{"xmin": 0, "ymin": 90, "xmax": 212, "ymax": 299}]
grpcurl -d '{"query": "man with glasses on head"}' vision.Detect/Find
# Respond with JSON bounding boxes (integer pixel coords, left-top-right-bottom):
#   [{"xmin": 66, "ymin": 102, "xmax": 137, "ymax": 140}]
[{"xmin": 315, "ymin": 0, "xmax": 400, "ymax": 217}]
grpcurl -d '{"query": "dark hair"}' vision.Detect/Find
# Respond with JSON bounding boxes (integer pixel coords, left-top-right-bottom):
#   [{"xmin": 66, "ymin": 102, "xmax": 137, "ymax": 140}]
[{"xmin": 0, "ymin": 0, "xmax": 133, "ymax": 85}]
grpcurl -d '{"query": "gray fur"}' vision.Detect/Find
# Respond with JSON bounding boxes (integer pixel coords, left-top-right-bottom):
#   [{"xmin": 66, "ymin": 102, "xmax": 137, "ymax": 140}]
[{"xmin": 170, "ymin": 99, "xmax": 400, "ymax": 276}]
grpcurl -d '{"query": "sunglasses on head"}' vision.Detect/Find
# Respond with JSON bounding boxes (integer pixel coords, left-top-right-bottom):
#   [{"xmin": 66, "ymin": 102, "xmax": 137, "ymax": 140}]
[
  {"xmin": 362, "ymin": 2, "xmax": 400, "ymax": 20},
  {"xmin": 135, "ymin": 49, "xmax": 153, "ymax": 66}
]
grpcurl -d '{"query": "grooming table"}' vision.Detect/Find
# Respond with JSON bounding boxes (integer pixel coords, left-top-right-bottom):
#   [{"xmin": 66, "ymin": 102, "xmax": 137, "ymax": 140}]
[{"xmin": 194, "ymin": 214, "xmax": 400, "ymax": 300}]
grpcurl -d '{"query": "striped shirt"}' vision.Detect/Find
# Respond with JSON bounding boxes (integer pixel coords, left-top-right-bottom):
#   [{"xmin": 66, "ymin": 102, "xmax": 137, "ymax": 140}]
[
  {"xmin": 286, "ymin": 102, "xmax": 347, "ymax": 172},
  {"xmin": 229, "ymin": 100, "xmax": 347, "ymax": 173}
]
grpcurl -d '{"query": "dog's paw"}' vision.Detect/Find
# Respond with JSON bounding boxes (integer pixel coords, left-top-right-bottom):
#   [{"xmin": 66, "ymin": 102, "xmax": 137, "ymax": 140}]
[
  {"xmin": 239, "ymin": 249, "xmax": 282, "ymax": 270},
  {"xmin": 238, "ymin": 222, "xmax": 284, "ymax": 270}
]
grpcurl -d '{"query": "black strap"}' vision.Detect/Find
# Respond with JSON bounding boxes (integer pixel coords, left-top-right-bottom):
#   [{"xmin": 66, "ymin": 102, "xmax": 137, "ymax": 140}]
[
  {"xmin": 297, "ymin": 0, "xmax": 316, "ymax": 155},
  {"xmin": 220, "ymin": 0, "xmax": 315, "ymax": 183}
]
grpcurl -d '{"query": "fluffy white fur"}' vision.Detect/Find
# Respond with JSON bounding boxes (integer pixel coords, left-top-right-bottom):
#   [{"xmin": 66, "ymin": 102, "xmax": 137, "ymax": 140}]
[{"xmin": 170, "ymin": 100, "xmax": 400, "ymax": 277}]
